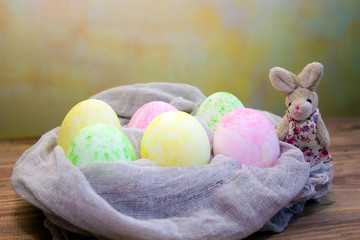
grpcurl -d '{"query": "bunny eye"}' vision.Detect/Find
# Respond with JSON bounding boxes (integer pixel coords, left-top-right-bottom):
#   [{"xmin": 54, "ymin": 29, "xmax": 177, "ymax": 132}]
[
  {"xmin": 306, "ymin": 99, "xmax": 312, "ymax": 103},
  {"xmin": 288, "ymin": 102, "xmax": 292, "ymax": 107}
]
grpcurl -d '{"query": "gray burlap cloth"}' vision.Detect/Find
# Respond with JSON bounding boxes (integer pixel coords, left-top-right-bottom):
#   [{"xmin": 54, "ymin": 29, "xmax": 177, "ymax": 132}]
[{"xmin": 11, "ymin": 83, "xmax": 333, "ymax": 240}]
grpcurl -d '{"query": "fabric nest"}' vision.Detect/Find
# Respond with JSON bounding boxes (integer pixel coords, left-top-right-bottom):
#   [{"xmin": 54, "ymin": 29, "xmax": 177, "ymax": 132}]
[{"xmin": 11, "ymin": 83, "xmax": 333, "ymax": 240}]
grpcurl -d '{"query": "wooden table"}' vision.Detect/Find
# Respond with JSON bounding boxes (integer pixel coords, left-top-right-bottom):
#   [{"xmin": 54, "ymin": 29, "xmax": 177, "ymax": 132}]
[{"xmin": 1, "ymin": 117, "xmax": 359, "ymax": 240}]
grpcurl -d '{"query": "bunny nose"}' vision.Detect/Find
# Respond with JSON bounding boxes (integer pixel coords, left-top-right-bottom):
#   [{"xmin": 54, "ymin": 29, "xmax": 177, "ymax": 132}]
[{"xmin": 295, "ymin": 105, "xmax": 300, "ymax": 110}]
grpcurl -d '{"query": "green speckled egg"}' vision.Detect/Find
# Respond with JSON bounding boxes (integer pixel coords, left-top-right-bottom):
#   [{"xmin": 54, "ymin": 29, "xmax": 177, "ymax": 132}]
[
  {"xmin": 66, "ymin": 123, "xmax": 136, "ymax": 166},
  {"xmin": 196, "ymin": 92, "xmax": 244, "ymax": 131}
]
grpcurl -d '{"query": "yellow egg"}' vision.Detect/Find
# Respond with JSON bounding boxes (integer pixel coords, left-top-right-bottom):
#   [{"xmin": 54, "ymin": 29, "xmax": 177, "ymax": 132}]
[
  {"xmin": 57, "ymin": 99, "xmax": 121, "ymax": 153},
  {"xmin": 141, "ymin": 111, "xmax": 210, "ymax": 167}
]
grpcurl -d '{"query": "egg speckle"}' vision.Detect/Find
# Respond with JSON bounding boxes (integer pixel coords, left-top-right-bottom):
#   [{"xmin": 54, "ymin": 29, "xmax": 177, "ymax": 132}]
[
  {"xmin": 213, "ymin": 108, "xmax": 280, "ymax": 168},
  {"xmin": 196, "ymin": 92, "xmax": 244, "ymax": 131},
  {"xmin": 141, "ymin": 111, "xmax": 210, "ymax": 167},
  {"xmin": 66, "ymin": 123, "xmax": 135, "ymax": 166},
  {"xmin": 129, "ymin": 101, "xmax": 177, "ymax": 129},
  {"xmin": 57, "ymin": 99, "xmax": 121, "ymax": 153}
]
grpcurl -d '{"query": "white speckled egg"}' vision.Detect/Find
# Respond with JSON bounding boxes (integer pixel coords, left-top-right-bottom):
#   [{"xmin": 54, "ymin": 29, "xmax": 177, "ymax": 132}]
[{"xmin": 196, "ymin": 92, "xmax": 244, "ymax": 131}]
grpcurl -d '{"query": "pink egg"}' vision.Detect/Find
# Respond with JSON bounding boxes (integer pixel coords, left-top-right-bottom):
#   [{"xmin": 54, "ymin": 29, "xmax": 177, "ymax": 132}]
[
  {"xmin": 213, "ymin": 108, "xmax": 280, "ymax": 168},
  {"xmin": 129, "ymin": 101, "xmax": 177, "ymax": 129}
]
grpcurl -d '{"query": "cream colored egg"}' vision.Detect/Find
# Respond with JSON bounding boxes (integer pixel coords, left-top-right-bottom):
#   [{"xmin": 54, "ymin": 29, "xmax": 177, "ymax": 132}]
[
  {"xmin": 141, "ymin": 111, "xmax": 210, "ymax": 167},
  {"xmin": 57, "ymin": 99, "xmax": 121, "ymax": 153}
]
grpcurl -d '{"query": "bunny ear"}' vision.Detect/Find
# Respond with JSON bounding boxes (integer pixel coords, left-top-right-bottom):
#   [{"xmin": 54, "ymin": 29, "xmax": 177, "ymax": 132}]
[
  {"xmin": 298, "ymin": 62, "xmax": 324, "ymax": 91},
  {"xmin": 269, "ymin": 67, "xmax": 296, "ymax": 96}
]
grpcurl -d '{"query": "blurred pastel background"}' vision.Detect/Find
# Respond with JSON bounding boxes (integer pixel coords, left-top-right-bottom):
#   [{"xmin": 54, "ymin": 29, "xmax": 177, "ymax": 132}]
[{"xmin": 1, "ymin": 0, "xmax": 359, "ymax": 138}]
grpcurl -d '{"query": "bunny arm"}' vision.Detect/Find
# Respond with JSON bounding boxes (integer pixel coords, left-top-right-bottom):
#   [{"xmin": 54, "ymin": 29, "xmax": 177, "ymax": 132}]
[
  {"xmin": 276, "ymin": 115, "xmax": 290, "ymax": 141},
  {"xmin": 316, "ymin": 112, "xmax": 330, "ymax": 147}
]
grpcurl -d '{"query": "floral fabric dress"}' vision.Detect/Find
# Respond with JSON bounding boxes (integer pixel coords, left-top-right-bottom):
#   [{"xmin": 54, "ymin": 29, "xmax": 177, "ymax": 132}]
[{"xmin": 285, "ymin": 108, "xmax": 332, "ymax": 166}]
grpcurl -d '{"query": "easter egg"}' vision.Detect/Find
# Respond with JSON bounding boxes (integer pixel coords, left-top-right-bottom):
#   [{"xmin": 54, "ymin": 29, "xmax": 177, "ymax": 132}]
[
  {"xmin": 141, "ymin": 111, "xmax": 210, "ymax": 167},
  {"xmin": 129, "ymin": 101, "xmax": 177, "ymax": 129},
  {"xmin": 196, "ymin": 92, "xmax": 244, "ymax": 131},
  {"xmin": 213, "ymin": 108, "xmax": 280, "ymax": 168},
  {"xmin": 57, "ymin": 99, "xmax": 121, "ymax": 153},
  {"xmin": 66, "ymin": 123, "xmax": 135, "ymax": 166}
]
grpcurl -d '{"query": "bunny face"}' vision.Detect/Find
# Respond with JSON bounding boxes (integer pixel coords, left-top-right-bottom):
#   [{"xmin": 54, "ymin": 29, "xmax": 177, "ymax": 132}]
[
  {"xmin": 269, "ymin": 62, "xmax": 324, "ymax": 121},
  {"xmin": 286, "ymin": 87, "xmax": 318, "ymax": 121}
]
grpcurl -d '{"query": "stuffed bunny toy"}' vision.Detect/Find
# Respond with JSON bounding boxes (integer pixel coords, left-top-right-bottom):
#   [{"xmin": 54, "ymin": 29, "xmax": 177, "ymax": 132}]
[{"xmin": 269, "ymin": 62, "xmax": 332, "ymax": 166}]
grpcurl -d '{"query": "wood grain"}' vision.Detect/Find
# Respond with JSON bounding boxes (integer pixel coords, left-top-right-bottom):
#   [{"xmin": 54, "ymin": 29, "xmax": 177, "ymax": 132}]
[
  {"xmin": 0, "ymin": 139, "xmax": 52, "ymax": 240},
  {"xmin": 247, "ymin": 117, "xmax": 360, "ymax": 240},
  {"xmin": 0, "ymin": 117, "xmax": 359, "ymax": 239}
]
